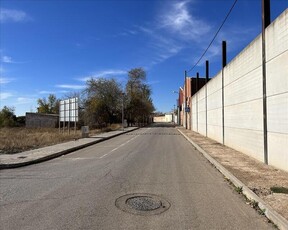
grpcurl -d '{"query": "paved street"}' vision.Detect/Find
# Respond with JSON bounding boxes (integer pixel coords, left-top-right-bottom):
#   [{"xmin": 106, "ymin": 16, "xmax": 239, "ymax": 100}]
[{"xmin": 0, "ymin": 125, "xmax": 273, "ymax": 229}]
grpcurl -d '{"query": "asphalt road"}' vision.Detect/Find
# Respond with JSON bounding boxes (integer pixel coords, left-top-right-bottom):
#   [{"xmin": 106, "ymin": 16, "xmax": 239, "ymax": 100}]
[{"xmin": 0, "ymin": 124, "xmax": 274, "ymax": 230}]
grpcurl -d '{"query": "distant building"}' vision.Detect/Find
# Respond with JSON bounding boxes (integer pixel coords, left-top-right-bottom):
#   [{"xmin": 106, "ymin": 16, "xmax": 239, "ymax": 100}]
[
  {"xmin": 179, "ymin": 77, "xmax": 207, "ymax": 129},
  {"xmin": 153, "ymin": 114, "xmax": 173, "ymax": 123},
  {"xmin": 26, "ymin": 113, "xmax": 59, "ymax": 128}
]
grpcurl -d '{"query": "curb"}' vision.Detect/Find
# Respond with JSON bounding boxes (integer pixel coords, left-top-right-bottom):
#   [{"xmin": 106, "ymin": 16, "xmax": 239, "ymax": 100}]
[
  {"xmin": 177, "ymin": 128, "xmax": 288, "ymax": 230},
  {"xmin": 0, "ymin": 127, "xmax": 139, "ymax": 170}
]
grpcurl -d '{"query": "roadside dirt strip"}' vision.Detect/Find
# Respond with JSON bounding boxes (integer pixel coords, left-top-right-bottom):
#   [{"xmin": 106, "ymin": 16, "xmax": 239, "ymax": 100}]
[{"xmin": 177, "ymin": 127, "xmax": 288, "ymax": 230}]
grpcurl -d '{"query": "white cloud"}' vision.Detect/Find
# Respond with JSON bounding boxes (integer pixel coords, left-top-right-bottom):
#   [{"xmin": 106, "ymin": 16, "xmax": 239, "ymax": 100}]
[
  {"xmin": 0, "ymin": 92, "xmax": 13, "ymax": 100},
  {"xmin": 16, "ymin": 97, "xmax": 35, "ymax": 104},
  {"xmin": 78, "ymin": 76, "xmax": 96, "ymax": 82},
  {"xmin": 0, "ymin": 8, "xmax": 30, "ymax": 23},
  {"xmin": 94, "ymin": 69, "xmax": 127, "ymax": 77},
  {"xmin": 137, "ymin": 26, "xmax": 183, "ymax": 65},
  {"xmin": 1, "ymin": 55, "xmax": 13, "ymax": 63},
  {"xmin": 56, "ymin": 84, "xmax": 85, "ymax": 90},
  {"xmin": 59, "ymin": 90, "xmax": 69, "ymax": 93},
  {"xmin": 161, "ymin": 1, "xmax": 191, "ymax": 30},
  {"xmin": 158, "ymin": 1, "xmax": 210, "ymax": 41},
  {"xmin": 131, "ymin": 1, "xmax": 211, "ymax": 66},
  {"xmin": 127, "ymin": 30, "xmax": 137, "ymax": 35},
  {"xmin": 0, "ymin": 77, "xmax": 13, "ymax": 84},
  {"xmin": 38, "ymin": 90, "xmax": 56, "ymax": 95},
  {"xmin": 118, "ymin": 29, "xmax": 138, "ymax": 37},
  {"xmin": 147, "ymin": 80, "xmax": 160, "ymax": 85},
  {"xmin": 78, "ymin": 69, "xmax": 127, "ymax": 82}
]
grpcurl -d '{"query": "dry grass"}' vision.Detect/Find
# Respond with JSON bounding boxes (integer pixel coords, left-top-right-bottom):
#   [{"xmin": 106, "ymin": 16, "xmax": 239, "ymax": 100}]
[
  {"xmin": 0, "ymin": 127, "xmax": 81, "ymax": 154},
  {"xmin": 0, "ymin": 124, "xmax": 122, "ymax": 154}
]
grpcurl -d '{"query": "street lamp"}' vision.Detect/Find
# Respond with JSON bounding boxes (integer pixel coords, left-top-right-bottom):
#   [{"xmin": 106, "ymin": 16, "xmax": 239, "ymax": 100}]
[
  {"xmin": 172, "ymin": 90, "xmax": 180, "ymax": 125},
  {"xmin": 122, "ymin": 93, "xmax": 125, "ymax": 131}
]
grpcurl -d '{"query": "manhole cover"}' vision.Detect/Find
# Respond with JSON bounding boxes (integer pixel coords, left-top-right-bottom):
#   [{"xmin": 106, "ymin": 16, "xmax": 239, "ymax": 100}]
[
  {"xmin": 126, "ymin": 196, "xmax": 161, "ymax": 211},
  {"xmin": 115, "ymin": 193, "xmax": 170, "ymax": 216}
]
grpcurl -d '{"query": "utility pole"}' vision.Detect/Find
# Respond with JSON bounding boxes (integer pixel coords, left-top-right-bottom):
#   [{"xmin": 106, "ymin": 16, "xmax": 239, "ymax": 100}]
[
  {"xmin": 184, "ymin": 70, "xmax": 188, "ymax": 129},
  {"xmin": 173, "ymin": 104, "xmax": 176, "ymax": 124},
  {"xmin": 196, "ymin": 72, "xmax": 199, "ymax": 132},
  {"xmin": 205, "ymin": 60, "xmax": 209, "ymax": 137},
  {"xmin": 222, "ymin": 41, "xmax": 227, "ymax": 145},
  {"xmin": 262, "ymin": 0, "xmax": 270, "ymax": 164},
  {"xmin": 122, "ymin": 93, "xmax": 125, "ymax": 131}
]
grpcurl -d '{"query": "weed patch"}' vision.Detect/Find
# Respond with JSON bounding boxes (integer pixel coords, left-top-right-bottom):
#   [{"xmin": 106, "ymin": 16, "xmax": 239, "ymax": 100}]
[
  {"xmin": 270, "ymin": 186, "xmax": 288, "ymax": 194},
  {"xmin": 0, "ymin": 125, "xmax": 122, "ymax": 154},
  {"xmin": 235, "ymin": 186, "xmax": 243, "ymax": 194}
]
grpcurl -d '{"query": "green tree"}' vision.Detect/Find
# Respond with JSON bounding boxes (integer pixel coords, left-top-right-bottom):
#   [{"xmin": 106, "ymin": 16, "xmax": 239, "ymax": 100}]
[
  {"xmin": 125, "ymin": 68, "xmax": 155, "ymax": 126},
  {"xmin": 0, "ymin": 106, "xmax": 16, "ymax": 127},
  {"xmin": 83, "ymin": 78, "xmax": 123, "ymax": 127},
  {"xmin": 37, "ymin": 94, "xmax": 60, "ymax": 114}
]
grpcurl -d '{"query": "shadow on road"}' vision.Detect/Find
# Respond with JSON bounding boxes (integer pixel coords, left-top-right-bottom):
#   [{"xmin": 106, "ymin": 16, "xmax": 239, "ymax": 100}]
[{"xmin": 147, "ymin": 122, "xmax": 176, "ymax": 128}]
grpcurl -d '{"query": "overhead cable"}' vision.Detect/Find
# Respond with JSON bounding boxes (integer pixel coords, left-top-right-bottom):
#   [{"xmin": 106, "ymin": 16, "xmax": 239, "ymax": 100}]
[{"xmin": 187, "ymin": 0, "xmax": 238, "ymax": 73}]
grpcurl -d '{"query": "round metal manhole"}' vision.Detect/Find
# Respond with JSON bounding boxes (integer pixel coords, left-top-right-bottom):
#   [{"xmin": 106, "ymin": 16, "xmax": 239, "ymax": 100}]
[
  {"xmin": 115, "ymin": 193, "xmax": 170, "ymax": 216},
  {"xmin": 126, "ymin": 196, "xmax": 161, "ymax": 211}
]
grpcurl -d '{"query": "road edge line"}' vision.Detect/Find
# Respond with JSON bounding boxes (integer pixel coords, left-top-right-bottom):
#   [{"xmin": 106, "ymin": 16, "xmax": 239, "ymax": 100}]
[{"xmin": 177, "ymin": 128, "xmax": 288, "ymax": 230}]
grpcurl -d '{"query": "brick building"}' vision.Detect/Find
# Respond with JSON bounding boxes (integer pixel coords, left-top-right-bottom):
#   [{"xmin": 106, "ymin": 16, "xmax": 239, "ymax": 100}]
[{"xmin": 179, "ymin": 76, "xmax": 207, "ymax": 129}]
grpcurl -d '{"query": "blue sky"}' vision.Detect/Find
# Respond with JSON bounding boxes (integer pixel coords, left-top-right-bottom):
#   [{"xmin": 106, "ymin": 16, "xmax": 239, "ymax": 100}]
[{"xmin": 0, "ymin": 0, "xmax": 287, "ymax": 116}]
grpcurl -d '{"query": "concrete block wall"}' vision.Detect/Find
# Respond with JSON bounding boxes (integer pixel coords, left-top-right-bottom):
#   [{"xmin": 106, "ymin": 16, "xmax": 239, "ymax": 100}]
[
  {"xmin": 26, "ymin": 113, "xmax": 59, "ymax": 128},
  {"xmin": 190, "ymin": 9, "xmax": 288, "ymax": 172}
]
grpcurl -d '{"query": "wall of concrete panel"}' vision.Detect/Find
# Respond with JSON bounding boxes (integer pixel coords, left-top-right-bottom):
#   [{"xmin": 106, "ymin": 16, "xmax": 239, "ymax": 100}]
[
  {"xmin": 189, "ymin": 9, "xmax": 288, "ymax": 172},
  {"xmin": 265, "ymin": 10, "xmax": 288, "ymax": 171},
  {"xmin": 223, "ymin": 35, "xmax": 264, "ymax": 161},
  {"xmin": 191, "ymin": 96, "xmax": 197, "ymax": 131},
  {"xmin": 206, "ymin": 72, "xmax": 222, "ymax": 143},
  {"xmin": 197, "ymin": 87, "xmax": 207, "ymax": 136}
]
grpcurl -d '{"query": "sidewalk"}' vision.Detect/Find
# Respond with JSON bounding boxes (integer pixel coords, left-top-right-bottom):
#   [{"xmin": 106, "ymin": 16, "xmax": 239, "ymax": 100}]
[
  {"xmin": 177, "ymin": 127, "xmax": 288, "ymax": 230},
  {"xmin": 0, "ymin": 127, "xmax": 138, "ymax": 170}
]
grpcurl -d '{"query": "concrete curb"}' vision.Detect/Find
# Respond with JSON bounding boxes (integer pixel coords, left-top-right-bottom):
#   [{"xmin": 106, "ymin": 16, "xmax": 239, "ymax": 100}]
[
  {"xmin": 177, "ymin": 128, "xmax": 288, "ymax": 230},
  {"xmin": 0, "ymin": 127, "xmax": 139, "ymax": 170}
]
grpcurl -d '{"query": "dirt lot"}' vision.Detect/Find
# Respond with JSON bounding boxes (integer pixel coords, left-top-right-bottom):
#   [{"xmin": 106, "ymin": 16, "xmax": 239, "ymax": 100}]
[
  {"xmin": 0, "ymin": 125, "xmax": 120, "ymax": 154},
  {"xmin": 0, "ymin": 127, "xmax": 81, "ymax": 154}
]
